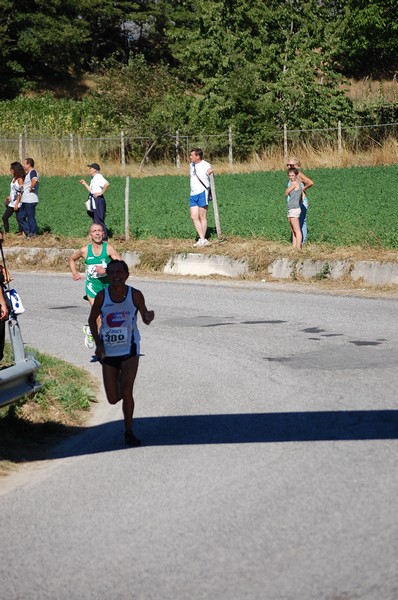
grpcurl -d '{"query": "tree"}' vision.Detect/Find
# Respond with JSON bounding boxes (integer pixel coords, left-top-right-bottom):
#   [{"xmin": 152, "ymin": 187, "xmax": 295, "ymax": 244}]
[
  {"xmin": 0, "ymin": 0, "xmax": 139, "ymax": 98},
  {"xmin": 158, "ymin": 0, "xmax": 353, "ymax": 149},
  {"xmin": 331, "ymin": 0, "xmax": 398, "ymax": 77},
  {"xmin": 89, "ymin": 55, "xmax": 185, "ymax": 133},
  {"xmin": 0, "ymin": 0, "xmax": 91, "ymax": 97}
]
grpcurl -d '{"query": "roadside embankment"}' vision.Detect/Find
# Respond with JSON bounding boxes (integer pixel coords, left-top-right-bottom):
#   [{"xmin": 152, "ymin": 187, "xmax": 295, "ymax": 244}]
[{"xmin": 4, "ymin": 245, "xmax": 398, "ymax": 287}]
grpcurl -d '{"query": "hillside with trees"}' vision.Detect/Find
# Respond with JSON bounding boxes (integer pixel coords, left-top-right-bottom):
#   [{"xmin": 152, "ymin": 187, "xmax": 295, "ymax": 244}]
[{"xmin": 0, "ymin": 0, "xmax": 397, "ymax": 159}]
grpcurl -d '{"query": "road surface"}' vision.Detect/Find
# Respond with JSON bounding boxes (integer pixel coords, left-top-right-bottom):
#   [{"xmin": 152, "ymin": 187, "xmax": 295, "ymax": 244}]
[{"xmin": 1, "ymin": 273, "xmax": 397, "ymax": 600}]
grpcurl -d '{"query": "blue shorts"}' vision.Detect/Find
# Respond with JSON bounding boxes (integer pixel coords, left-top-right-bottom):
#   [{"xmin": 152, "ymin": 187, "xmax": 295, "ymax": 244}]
[{"xmin": 189, "ymin": 192, "xmax": 208, "ymax": 208}]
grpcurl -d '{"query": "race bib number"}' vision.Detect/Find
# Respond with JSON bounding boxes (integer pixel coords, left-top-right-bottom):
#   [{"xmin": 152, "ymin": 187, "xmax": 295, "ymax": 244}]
[
  {"xmin": 103, "ymin": 327, "xmax": 128, "ymax": 346},
  {"xmin": 87, "ymin": 265, "xmax": 100, "ymax": 279},
  {"xmin": 87, "ymin": 262, "xmax": 107, "ymax": 279}
]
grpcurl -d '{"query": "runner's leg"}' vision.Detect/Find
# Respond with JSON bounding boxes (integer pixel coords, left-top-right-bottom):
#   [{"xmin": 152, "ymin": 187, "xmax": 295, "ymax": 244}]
[
  {"xmin": 102, "ymin": 362, "xmax": 122, "ymax": 405},
  {"xmin": 119, "ymin": 356, "xmax": 140, "ymax": 432}
]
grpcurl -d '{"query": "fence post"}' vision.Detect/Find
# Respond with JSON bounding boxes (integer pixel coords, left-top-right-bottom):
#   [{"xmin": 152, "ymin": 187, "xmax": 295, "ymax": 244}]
[
  {"xmin": 121, "ymin": 130, "xmax": 126, "ymax": 169},
  {"xmin": 284, "ymin": 124, "xmax": 288, "ymax": 160},
  {"xmin": 228, "ymin": 126, "xmax": 233, "ymax": 165},
  {"xmin": 18, "ymin": 133, "xmax": 23, "ymax": 162},
  {"xmin": 125, "ymin": 175, "xmax": 130, "ymax": 240},
  {"xmin": 69, "ymin": 133, "xmax": 75, "ymax": 159},
  {"xmin": 176, "ymin": 130, "xmax": 181, "ymax": 169},
  {"xmin": 24, "ymin": 125, "xmax": 28, "ymax": 156},
  {"xmin": 338, "ymin": 121, "xmax": 342, "ymax": 155}
]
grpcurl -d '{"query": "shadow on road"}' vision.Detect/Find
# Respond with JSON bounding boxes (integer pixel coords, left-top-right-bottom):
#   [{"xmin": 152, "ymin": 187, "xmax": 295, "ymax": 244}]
[
  {"xmin": 2, "ymin": 410, "xmax": 397, "ymax": 464},
  {"xmin": 136, "ymin": 410, "xmax": 398, "ymax": 446}
]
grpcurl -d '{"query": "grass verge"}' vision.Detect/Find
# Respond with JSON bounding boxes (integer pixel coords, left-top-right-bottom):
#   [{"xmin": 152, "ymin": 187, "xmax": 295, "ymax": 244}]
[{"xmin": 0, "ymin": 343, "xmax": 98, "ymax": 477}]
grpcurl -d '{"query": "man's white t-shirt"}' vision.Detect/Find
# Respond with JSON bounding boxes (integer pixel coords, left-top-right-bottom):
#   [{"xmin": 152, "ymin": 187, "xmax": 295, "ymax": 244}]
[
  {"xmin": 90, "ymin": 173, "xmax": 108, "ymax": 195},
  {"xmin": 190, "ymin": 160, "xmax": 211, "ymax": 195}
]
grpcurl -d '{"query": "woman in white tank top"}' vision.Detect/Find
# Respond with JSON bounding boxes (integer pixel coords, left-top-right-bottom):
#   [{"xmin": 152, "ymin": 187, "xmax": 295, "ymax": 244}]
[
  {"xmin": 88, "ymin": 260, "xmax": 155, "ymax": 446},
  {"xmin": 2, "ymin": 162, "xmax": 25, "ymax": 234}
]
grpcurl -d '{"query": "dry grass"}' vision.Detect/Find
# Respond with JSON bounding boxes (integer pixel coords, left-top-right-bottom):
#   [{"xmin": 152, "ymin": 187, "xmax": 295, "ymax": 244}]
[
  {"xmin": 346, "ymin": 77, "xmax": 398, "ymax": 105},
  {"xmin": 1, "ymin": 137, "xmax": 398, "ymax": 178}
]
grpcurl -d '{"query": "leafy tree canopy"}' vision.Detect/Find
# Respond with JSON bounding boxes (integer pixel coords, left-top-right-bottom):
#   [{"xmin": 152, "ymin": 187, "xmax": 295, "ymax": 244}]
[
  {"xmin": 332, "ymin": 0, "xmax": 398, "ymax": 76},
  {"xmin": 0, "ymin": 0, "xmax": 396, "ymax": 157}
]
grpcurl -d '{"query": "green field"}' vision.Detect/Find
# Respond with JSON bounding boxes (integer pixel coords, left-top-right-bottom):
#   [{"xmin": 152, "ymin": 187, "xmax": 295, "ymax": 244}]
[{"xmin": 1, "ymin": 165, "xmax": 397, "ymax": 248}]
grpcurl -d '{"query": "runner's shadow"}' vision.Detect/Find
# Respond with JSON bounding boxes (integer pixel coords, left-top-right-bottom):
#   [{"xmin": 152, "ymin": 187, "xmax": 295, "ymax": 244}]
[
  {"xmin": 136, "ymin": 410, "xmax": 398, "ymax": 446},
  {"xmin": 51, "ymin": 409, "xmax": 398, "ymax": 458},
  {"xmin": 2, "ymin": 410, "xmax": 397, "ymax": 463}
]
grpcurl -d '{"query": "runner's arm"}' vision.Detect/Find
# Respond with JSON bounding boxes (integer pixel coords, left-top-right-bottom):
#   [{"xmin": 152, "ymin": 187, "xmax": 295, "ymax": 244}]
[
  {"xmin": 68, "ymin": 247, "xmax": 86, "ymax": 280},
  {"xmin": 88, "ymin": 292, "xmax": 105, "ymax": 357},
  {"xmin": 94, "ymin": 245, "xmax": 121, "ymax": 276},
  {"xmin": 107, "ymin": 244, "xmax": 121, "ymax": 261},
  {"xmin": 133, "ymin": 289, "xmax": 155, "ymax": 325}
]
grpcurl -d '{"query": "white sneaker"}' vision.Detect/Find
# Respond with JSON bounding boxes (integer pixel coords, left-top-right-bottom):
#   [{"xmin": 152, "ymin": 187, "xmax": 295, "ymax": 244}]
[
  {"xmin": 83, "ymin": 324, "xmax": 94, "ymax": 349},
  {"xmin": 193, "ymin": 239, "xmax": 209, "ymax": 248}
]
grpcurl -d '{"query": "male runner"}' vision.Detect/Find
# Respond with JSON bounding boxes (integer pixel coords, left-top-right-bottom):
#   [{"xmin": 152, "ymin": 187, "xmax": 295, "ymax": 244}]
[{"xmin": 68, "ymin": 224, "xmax": 120, "ymax": 348}]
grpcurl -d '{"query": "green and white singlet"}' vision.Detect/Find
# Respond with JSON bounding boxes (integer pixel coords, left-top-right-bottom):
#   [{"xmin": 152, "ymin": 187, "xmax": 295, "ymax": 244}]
[{"xmin": 85, "ymin": 242, "xmax": 110, "ymax": 299}]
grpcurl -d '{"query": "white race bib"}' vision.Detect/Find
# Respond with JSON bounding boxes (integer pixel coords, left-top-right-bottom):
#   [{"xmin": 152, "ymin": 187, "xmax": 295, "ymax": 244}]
[{"xmin": 103, "ymin": 327, "xmax": 128, "ymax": 346}]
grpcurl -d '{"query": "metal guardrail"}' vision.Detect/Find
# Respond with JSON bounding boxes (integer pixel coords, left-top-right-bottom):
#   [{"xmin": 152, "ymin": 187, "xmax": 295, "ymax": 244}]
[{"xmin": 0, "ymin": 318, "xmax": 41, "ymax": 409}]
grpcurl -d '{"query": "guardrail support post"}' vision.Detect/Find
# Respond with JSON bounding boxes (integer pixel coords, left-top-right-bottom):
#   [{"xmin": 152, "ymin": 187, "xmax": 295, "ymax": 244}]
[{"xmin": 0, "ymin": 319, "xmax": 42, "ymax": 409}]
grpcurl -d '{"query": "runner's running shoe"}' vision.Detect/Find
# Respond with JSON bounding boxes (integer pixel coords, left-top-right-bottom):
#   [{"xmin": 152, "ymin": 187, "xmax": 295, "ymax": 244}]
[
  {"xmin": 83, "ymin": 324, "xmax": 94, "ymax": 349},
  {"xmin": 124, "ymin": 430, "xmax": 141, "ymax": 447}
]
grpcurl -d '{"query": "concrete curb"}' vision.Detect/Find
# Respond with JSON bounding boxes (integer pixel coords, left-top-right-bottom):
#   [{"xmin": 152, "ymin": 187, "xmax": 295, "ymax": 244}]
[
  {"xmin": 267, "ymin": 257, "xmax": 398, "ymax": 285},
  {"xmin": 4, "ymin": 246, "xmax": 398, "ymax": 286},
  {"xmin": 164, "ymin": 253, "xmax": 250, "ymax": 277}
]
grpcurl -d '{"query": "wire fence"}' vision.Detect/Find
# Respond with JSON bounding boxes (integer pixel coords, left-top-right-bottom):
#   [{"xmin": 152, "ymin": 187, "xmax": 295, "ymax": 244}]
[{"xmin": 1, "ymin": 121, "xmax": 397, "ymax": 166}]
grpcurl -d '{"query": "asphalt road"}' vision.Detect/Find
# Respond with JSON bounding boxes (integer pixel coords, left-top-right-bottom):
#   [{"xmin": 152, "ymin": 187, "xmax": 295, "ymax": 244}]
[{"xmin": 1, "ymin": 273, "xmax": 398, "ymax": 600}]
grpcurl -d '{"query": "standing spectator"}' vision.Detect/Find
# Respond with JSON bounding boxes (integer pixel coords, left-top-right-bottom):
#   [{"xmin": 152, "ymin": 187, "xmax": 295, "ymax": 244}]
[
  {"xmin": 80, "ymin": 163, "xmax": 109, "ymax": 240},
  {"xmin": 21, "ymin": 158, "xmax": 40, "ymax": 238},
  {"xmin": 2, "ymin": 162, "xmax": 25, "ymax": 234},
  {"xmin": 286, "ymin": 157, "xmax": 314, "ymax": 243},
  {"xmin": 285, "ymin": 168, "xmax": 303, "ymax": 249},
  {"xmin": 188, "ymin": 148, "xmax": 213, "ymax": 247},
  {"xmin": 0, "ymin": 231, "xmax": 10, "ymax": 361}
]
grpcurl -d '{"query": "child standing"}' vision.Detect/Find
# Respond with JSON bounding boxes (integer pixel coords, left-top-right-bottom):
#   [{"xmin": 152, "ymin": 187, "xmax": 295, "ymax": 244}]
[{"xmin": 285, "ymin": 168, "xmax": 303, "ymax": 249}]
